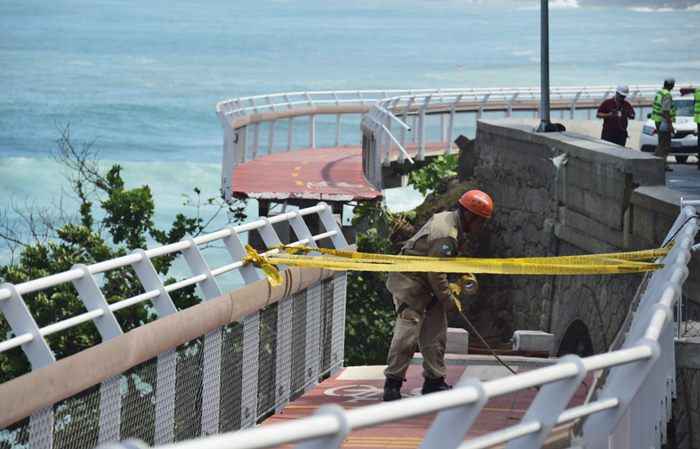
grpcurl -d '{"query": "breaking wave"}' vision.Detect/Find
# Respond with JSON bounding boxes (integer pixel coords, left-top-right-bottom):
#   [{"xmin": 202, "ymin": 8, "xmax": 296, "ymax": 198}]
[
  {"xmin": 628, "ymin": 6, "xmax": 674, "ymax": 12},
  {"xmin": 516, "ymin": 0, "xmax": 579, "ymax": 10},
  {"xmin": 550, "ymin": 0, "xmax": 579, "ymax": 8},
  {"xmin": 627, "ymin": 4, "xmax": 700, "ymax": 12}
]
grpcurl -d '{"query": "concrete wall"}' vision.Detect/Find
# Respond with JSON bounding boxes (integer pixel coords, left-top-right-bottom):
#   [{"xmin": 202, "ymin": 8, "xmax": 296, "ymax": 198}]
[
  {"xmin": 492, "ymin": 118, "xmax": 644, "ymax": 151},
  {"xmin": 470, "ymin": 119, "xmax": 698, "ymax": 354}
]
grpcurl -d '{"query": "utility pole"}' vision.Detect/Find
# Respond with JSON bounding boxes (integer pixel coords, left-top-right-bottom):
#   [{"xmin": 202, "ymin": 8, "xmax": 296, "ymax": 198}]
[{"xmin": 536, "ymin": 0, "xmax": 553, "ymax": 132}]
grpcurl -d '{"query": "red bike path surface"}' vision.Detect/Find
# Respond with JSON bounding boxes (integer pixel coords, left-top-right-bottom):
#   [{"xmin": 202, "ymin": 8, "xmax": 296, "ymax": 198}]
[
  {"xmin": 231, "ymin": 143, "xmax": 449, "ymax": 202},
  {"xmin": 264, "ymin": 360, "xmax": 591, "ymax": 448}
]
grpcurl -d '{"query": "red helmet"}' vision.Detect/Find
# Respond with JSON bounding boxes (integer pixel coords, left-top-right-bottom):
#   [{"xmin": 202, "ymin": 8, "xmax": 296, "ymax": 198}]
[{"xmin": 458, "ymin": 190, "xmax": 494, "ymax": 219}]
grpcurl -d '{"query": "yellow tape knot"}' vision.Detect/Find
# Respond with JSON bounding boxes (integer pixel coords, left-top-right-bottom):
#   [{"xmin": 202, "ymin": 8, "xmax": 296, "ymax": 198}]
[{"xmin": 244, "ymin": 245, "xmax": 283, "ymax": 287}]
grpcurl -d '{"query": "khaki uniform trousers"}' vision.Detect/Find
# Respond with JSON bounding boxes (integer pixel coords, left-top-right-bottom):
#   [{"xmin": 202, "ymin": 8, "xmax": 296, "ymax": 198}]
[{"xmin": 384, "ymin": 294, "xmax": 447, "ymax": 381}]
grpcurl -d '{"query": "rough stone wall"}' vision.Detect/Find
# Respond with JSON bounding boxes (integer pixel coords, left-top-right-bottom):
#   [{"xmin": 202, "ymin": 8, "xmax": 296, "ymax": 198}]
[
  {"xmin": 471, "ymin": 123, "xmax": 561, "ymax": 335},
  {"xmin": 466, "ymin": 118, "xmax": 700, "ymax": 449},
  {"xmin": 473, "ymin": 122, "xmax": 663, "ymax": 352},
  {"xmin": 547, "ymin": 250, "xmax": 642, "ymax": 354},
  {"xmin": 469, "ymin": 120, "xmax": 676, "ymax": 354}
]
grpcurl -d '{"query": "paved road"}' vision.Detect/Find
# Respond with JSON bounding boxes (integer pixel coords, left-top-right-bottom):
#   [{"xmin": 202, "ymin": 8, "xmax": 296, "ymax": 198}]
[{"xmin": 667, "ymin": 158, "xmax": 700, "ymax": 199}]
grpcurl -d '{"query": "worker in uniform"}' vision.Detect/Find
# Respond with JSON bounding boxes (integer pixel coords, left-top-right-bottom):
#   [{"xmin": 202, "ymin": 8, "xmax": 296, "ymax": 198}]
[
  {"xmin": 651, "ymin": 78, "xmax": 677, "ymax": 172},
  {"xmin": 680, "ymin": 84, "xmax": 700, "ymax": 170},
  {"xmin": 383, "ymin": 190, "xmax": 493, "ymax": 401}
]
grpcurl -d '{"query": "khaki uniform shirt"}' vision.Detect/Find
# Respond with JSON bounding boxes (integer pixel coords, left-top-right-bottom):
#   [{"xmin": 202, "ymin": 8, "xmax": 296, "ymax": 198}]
[{"xmin": 386, "ymin": 210, "xmax": 467, "ymax": 311}]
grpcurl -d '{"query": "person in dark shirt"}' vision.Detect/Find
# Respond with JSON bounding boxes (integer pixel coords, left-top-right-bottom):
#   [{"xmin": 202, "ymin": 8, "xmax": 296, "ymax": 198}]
[{"xmin": 596, "ymin": 85, "xmax": 636, "ymax": 146}]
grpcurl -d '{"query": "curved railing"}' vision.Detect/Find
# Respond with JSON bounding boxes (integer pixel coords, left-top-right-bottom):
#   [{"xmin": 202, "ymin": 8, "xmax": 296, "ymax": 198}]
[{"xmin": 216, "ymin": 85, "xmax": 672, "ymax": 199}]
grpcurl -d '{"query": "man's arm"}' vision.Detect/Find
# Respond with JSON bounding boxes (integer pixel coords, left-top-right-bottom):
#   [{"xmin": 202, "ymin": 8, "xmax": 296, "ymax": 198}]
[
  {"xmin": 680, "ymin": 87, "xmax": 696, "ymax": 96},
  {"xmin": 625, "ymin": 102, "xmax": 635, "ymax": 119},
  {"xmin": 596, "ymin": 101, "xmax": 612, "ymax": 119},
  {"xmin": 426, "ymin": 238, "xmax": 459, "ymax": 309}
]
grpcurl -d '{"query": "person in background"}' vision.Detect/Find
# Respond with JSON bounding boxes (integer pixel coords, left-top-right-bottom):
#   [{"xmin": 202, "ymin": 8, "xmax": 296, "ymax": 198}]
[
  {"xmin": 651, "ymin": 78, "xmax": 677, "ymax": 172},
  {"xmin": 596, "ymin": 85, "xmax": 635, "ymax": 147},
  {"xmin": 680, "ymin": 84, "xmax": 700, "ymax": 170}
]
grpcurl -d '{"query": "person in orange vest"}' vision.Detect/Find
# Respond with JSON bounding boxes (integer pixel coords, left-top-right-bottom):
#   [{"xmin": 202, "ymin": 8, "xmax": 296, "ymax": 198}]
[{"xmin": 383, "ymin": 190, "xmax": 493, "ymax": 401}]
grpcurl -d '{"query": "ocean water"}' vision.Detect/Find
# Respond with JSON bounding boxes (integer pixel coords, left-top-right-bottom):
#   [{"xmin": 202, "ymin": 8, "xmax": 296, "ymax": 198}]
[{"xmin": 1, "ymin": 0, "xmax": 699, "ymax": 265}]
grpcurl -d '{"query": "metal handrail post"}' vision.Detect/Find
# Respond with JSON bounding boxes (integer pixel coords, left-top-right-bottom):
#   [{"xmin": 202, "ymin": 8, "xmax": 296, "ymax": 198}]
[
  {"xmin": 294, "ymin": 405, "xmax": 349, "ymax": 449},
  {"xmin": 582, "ymin": 339, "xmax": 660, "ymax": 449},
  {"xmin": 418, "ymin": 377, "xmax": 487, "ymax": 449},
  {"xmin": 505, "ymin": 356, "xmax": 586, "ymax": 449},
  {"xmin": 0, "ymin": 283, "xmax": 55, "ymax": 369},
  {"xmin": 70, "ymin": 264, "xmax": 123, "ymax": 340},
  {"xmin": 182, "ymin": 237, "xmax": 225, "ymax": 436}
]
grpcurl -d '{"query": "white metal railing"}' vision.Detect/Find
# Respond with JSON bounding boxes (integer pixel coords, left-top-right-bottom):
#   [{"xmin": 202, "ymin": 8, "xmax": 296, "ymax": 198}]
[
  {"xmin": 123, "ymin": 200, "xmax": 697, "ymax": 449},
  {"xmin": 216, "ymin": 84, "xmax": 689, "ymax": 199},
  {"xmin": 0, "ymin": 204, "xmax": 347, "ymax": 371}
]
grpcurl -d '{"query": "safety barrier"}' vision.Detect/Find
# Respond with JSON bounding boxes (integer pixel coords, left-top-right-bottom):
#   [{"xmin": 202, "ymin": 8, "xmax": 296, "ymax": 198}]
[
  {"xmin": 104, "ymin": 199, "xmax": 698, "ymax": 449},
  {"xmin": 0, "ymin": 203, "xmax": 351, "ymax": 449},
  {"xmin": 0, "ymin": 203, "xmax": 346, "ymax": 370},
  {"xmin": 217, "ymin": 85, "xmax": 676, "ymax": 199}
]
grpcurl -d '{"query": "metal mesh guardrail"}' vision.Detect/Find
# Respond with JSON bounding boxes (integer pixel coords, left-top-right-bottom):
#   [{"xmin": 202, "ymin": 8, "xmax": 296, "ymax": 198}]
[
  {"xmin": 0, "ymin": 275, "xmax": 345, "ymax": 449},
  {"xmin": 0, "ymin": 203, "xmax": 349, "ymax": 448}
]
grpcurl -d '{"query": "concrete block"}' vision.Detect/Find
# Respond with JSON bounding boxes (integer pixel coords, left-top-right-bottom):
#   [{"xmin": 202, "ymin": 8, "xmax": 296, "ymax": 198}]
[
  {"xmin": 555, "ymin": 223, "xmax": 618, "ymax": 254},
  {"xmin": 559, "ymin": 206, "xmax": 624, "ymax": 249},
  {"xmin": 563, "ymin": 157, "xmax": 630, "ymax": 201},
  {"xmin": 631, "ymin": 204, "xmax": 659, "ymax": 244},
  {"xmin": 512, "ymin": 330, "xmax": 554, "ymax": 354},
  {"xmin": 446, "ymin": 327, "xmax": 469, "ymax": 354},
  {"xmin": 631, "ymin": 186, "xmax": 682, "ymax": 218},
  {"xmin": 562, "ymin": 184, "xmax": 624, "ymax": 230},
  {"xmin": 631, "ymin": 203, "xmax": 676, "ymax": 247}
]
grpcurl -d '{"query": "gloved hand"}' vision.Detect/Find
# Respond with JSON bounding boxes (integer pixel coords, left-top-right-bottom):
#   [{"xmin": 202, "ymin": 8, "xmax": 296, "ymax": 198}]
[
  {"xmin": 448, "ymin": 274, "xmax": 479, "ymax": 297},
  {"xmin": 461, "ymin": 274, "xmax": 479, "ymax": 296}
]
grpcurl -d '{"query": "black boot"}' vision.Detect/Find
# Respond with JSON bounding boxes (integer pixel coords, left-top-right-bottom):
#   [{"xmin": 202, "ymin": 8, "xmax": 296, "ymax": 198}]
[
  {"xmin": 383, "ymin": 377, "xmax": 403, "ymax": 401},
  {"xmin": 421, "ymin": 377, "xmax": 452, "ymax": 395}
]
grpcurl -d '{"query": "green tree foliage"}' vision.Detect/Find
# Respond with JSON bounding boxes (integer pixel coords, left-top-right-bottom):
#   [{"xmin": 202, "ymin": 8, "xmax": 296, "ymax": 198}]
[
  {"xmin": 408, "ymin": 154, "xmax": 458, "ymax": 195},
  {"xmin": 344, "ymin": 202, "xmax": 398, "ymax": 366},
  {"xmin": 0, "ymin": 127, "xmax": 241, "ymax": 383}
]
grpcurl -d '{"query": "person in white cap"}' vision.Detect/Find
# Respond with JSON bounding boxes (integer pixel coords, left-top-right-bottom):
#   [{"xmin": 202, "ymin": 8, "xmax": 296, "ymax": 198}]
[{"xmin": 596, "ymin": 85, "xmax": 636, "ymax": 146}]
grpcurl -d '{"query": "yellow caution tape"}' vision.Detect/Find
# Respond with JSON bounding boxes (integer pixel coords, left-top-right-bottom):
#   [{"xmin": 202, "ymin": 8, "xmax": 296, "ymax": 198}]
[
  {"xmin": 244, "ymin": 245, "xmax": 284, "ymax": 287},
  {"xmin": 243, "ymin": 244, "xmax": 669, "ymax": 286}
]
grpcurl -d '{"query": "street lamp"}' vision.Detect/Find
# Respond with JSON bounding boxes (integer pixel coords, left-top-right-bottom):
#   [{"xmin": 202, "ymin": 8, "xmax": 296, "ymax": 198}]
[{"xmin": 536, "ymin": 0, "xmax": 555, "ymax": 132}]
